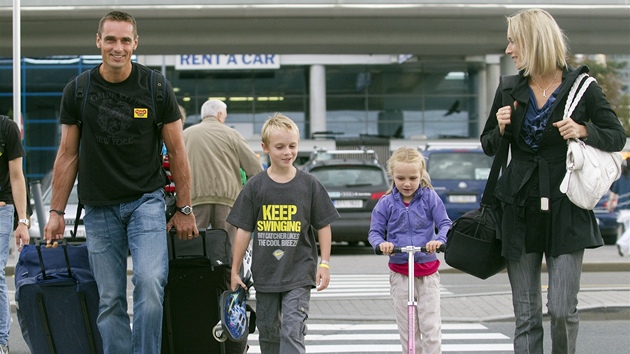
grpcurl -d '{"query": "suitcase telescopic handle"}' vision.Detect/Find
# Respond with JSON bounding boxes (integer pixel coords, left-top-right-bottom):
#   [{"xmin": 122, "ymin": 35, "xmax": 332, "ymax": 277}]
[
  {"xmin": 35, "ymin": 239, "xmax": 72, "ymax": 280},
  {"xmin": 168, "ymin": 228, "xmax": 208, "ymax": 259}
]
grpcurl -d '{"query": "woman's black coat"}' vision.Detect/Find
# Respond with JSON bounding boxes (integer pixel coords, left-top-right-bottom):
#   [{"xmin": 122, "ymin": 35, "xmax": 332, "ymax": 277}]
[{"xmin": 481, "ymin": 65, "xmax": 626, "ymax": 261}]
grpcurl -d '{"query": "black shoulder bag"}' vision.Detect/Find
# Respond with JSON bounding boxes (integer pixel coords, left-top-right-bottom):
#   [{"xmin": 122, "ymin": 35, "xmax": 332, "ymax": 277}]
[{"xmin": 443, "ymin": 75, "xmax": 516, "ymax": 279}]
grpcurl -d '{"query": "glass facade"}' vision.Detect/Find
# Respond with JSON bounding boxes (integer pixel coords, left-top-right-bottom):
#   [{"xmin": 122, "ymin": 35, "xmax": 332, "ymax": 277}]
[
  {"xmin": 325, "ymin": 62, "xmax": 479, "ymax": 139},
  {"xmin": 0, "ymin": 56, "xmax": 479, "ymax": 180}
]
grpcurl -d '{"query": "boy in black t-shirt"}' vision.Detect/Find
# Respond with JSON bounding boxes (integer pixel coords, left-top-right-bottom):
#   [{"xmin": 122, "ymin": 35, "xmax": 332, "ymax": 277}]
[{"xmin": 227, "ymin": 113, "xmax": 339, "ymax": 354}]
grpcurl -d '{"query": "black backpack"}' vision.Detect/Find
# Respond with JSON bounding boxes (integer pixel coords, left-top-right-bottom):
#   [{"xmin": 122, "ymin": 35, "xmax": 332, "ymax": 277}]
[
  {"xmin": 73, "ymin": 68, "xmax": 167, "ymax": 130},
  {"xmin": 71, "ymin": 68, "xmax": 172, "ymax": 220}
]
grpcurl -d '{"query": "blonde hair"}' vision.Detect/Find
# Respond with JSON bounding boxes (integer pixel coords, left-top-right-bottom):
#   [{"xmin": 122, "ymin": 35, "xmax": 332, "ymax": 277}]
[
  {"xmin": 506, "ymin": 8, "xmax": 568, "ymax": 76},
  {"xmin": 261, "ymin": 113, "xmax": 300, "ymax": 146},
  {"xmin": 386, "ymin": 147, "xmax": 432, "ymax": 194}
]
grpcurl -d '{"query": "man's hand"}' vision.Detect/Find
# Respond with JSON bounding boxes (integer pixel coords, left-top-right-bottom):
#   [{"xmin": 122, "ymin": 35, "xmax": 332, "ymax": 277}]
[
  {"xmin": 167, "ymin": 212, "xmax": 199, "ymax": 240},
  {"xmin": 44, "ymin": 213, "xmax": 66, "ymax": 243},
  {"xmin": 14, "ymin": 223, "xmax": 30, "ymax": 252}
]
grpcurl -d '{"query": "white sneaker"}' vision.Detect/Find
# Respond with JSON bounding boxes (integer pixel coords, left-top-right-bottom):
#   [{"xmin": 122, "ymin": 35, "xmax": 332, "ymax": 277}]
[{"xmin": 0, "ymin": 343, "xmax": 8, "ymax": 354}]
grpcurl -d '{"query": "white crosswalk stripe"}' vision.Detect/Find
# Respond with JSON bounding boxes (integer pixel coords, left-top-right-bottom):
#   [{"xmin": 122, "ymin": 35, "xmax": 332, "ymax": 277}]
[
  {"xmin": 245, "ymin": 322, "xmax": 513, "ymax": 353},
  {"xmin": 250, "ymin": 274, "xmax": 452, "ymax": 299}
]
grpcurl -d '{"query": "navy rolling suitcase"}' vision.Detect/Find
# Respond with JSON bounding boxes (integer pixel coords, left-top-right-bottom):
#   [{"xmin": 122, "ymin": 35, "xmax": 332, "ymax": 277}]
[
  {"xmin": 14, "ymin": 239, "xmax": 103, "ymax": 354},
  {"xmin": 161, "ymin": 228, "xmax": 250, "ymax": 354}
]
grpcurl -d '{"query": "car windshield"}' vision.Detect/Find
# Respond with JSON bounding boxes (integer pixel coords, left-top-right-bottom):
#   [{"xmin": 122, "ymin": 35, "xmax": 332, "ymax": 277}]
[
  {"xmin": 310, "ymin": 166, "xmax": 385, "ymax": 188},
  {"xmin": 427, "ymin": 152, "xmax": 492, "ymax": 180}
]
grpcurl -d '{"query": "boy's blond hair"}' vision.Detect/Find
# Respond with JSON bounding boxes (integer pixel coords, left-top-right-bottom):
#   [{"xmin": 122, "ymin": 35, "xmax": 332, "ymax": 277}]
[
  {"xmin": 261, "ymin": 113, "xmax": 300, "ymax": 146},
  {"xmin": 385, "ymin": 147, "xmax": 432, "ymax": 194}
]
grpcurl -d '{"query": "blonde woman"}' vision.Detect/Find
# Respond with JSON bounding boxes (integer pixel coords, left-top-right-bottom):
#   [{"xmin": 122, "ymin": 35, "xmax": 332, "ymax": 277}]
[{"xmin": 481, "ymin": 9, "xmax": 625, "ymax": 353}]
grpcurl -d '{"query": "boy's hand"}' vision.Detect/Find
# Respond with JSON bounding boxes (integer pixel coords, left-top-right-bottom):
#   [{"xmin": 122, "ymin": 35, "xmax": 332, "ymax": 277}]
[
  {"xmin": 230, "ymin": 272, "xmax": 246, "ymax": 291},
  {"xmin": 316, "ymin": 264, "xmax": 330, "ymax": 291}
]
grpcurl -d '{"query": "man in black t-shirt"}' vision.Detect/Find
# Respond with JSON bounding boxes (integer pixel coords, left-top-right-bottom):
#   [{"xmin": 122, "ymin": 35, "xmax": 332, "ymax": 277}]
[
  {"xmin": 0, "ymin": 115, "xmax": 29, "ymax": 354},
  {"xmin": 44, "ymin": 11, "xmax": 197, "ymax": 354}
]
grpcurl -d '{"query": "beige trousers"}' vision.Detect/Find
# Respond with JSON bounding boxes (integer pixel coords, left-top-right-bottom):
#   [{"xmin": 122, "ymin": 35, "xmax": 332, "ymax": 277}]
[
  {"xmin": 389, "ymin": 271, "xmax": 442, "ymax": 354},
  {"xmin": 193, "ymin": 203, "xmax": 236, "ymax": 246}
]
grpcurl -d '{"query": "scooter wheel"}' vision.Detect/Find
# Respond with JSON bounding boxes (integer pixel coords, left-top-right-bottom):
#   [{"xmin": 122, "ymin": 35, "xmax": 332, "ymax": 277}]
[{"xmin": 212, "ymin": 322, "xmax": 228, "ymax": 342}]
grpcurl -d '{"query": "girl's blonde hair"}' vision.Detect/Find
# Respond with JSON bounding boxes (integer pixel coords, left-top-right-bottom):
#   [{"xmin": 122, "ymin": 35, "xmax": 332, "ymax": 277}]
[
  {"xmin": 506, "ymin": 8, "xmax": 568, "ymax": 77},
  {"xmin": 386, "ymin": 147, "xmax": 432, "ymax": 194},
  {"xmin": 261, "ymin": 113, "xmax": 300, "ymax": 146}
]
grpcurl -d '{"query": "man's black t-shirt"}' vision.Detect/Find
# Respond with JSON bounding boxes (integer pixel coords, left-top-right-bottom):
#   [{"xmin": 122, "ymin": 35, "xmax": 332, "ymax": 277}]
[
  {"xmin": 59, "ymin": 63, "xmax": 181, "ymax": 205},
  {"xmin": 0, "ymin": 119, "xmax": 26, "ymax": 204}
]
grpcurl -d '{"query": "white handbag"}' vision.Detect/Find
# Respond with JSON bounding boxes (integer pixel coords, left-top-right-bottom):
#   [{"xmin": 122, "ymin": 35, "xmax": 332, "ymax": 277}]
[{"xmin": 558, "ymin": 73, "xmax": 623, "ymax": 210}]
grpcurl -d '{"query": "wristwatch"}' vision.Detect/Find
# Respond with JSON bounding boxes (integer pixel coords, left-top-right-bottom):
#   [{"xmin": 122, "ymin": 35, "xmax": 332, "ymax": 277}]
[
  {"xmin": 176, "ymin": 205, "xmax": 193, "ymax": 215},
  {"xmin": 18, "ymin": 218, "xmax": 30, "ymax": 228}
]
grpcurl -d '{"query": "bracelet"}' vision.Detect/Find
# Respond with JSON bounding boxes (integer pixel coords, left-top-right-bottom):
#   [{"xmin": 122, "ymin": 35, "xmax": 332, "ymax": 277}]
[
  {"xmin": 320, "ymin": 259, "xmax": 330, "ymax": 265},
  {"xmin": 319, "ymin": 263, "xmax": 330, "ymax": 270},
  {"xmin": 49, "ymin": 209, "xmax": 65, "ymax": 215}
]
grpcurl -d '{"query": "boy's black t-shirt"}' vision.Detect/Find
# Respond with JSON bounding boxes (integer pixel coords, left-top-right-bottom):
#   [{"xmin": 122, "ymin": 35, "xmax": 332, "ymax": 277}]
[{"xmin": 227, "ymin": 169, "xmax": 339, "ymax": 292}]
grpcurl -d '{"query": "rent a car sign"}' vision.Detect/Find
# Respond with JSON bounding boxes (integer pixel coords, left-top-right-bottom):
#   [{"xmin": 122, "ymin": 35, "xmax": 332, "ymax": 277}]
[{"xmin": 176, "ymin": 54, "xmax": 280, "ymax": 70}]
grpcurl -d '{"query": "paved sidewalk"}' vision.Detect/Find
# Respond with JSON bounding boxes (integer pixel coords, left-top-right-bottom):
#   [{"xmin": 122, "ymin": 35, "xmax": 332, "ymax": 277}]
[{"xmin": 309, "ymin": 245, "xmax": 630, "ymax": 323}]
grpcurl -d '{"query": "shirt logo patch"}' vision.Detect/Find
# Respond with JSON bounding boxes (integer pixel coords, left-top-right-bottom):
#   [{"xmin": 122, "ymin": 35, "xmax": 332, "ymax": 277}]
[
  {"xmin": 273, "ymin": 249, "xmax": 284, "ymax": 260},
  {"xmin": 134, "ymin": 108, "xmax": 149, "ymax": 118}
]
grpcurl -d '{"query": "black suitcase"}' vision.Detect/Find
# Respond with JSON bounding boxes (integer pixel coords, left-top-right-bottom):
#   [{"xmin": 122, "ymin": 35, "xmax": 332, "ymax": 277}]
[
  {"xmin": 161, "ymin": 228, "xmax": 250, "ymax": 354},
  {"xmin": 14, "ymin": 239, "xmax": 103, "ymax": 354}
]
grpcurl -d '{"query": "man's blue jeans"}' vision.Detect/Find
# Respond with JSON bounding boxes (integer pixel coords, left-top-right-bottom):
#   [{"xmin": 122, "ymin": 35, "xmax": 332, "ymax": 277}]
[
  {"xmin": 84, "ymin": 189, "xmax": 168, "ymax": 354},
  {"xmin": 0, "ymin": 204, "xmax": 13, "ymax": 347}
]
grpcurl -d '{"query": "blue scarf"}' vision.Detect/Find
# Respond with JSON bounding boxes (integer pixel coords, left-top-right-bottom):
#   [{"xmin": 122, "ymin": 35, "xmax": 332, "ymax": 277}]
[{"xmin": 520, "ymin": 86, "xmax": 559, "ymax": 151}]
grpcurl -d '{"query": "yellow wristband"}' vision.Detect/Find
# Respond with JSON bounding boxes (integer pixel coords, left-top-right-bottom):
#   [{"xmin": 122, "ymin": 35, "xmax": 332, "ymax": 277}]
[{"xmin": 319, "ymin": 263, "xmax": 330, "ymax": 270}]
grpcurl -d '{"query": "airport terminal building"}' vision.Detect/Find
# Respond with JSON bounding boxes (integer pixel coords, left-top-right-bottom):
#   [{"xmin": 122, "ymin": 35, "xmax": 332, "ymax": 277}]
[{"xmin": 1, "ymin": 1, "xmax": 629, "ymax": 178}]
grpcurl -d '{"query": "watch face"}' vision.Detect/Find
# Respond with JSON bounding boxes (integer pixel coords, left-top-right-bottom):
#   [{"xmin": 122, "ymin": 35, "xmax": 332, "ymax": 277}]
[{"xmin": 179, "ymin": 206, "xmax": 192, "ymax": 215}]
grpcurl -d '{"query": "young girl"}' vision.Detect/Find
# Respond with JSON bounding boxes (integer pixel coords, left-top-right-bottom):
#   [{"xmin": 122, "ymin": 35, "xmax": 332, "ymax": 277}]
[{"xmin": 368, "ymin": 147, "xmax": 451, "ymax": 354}]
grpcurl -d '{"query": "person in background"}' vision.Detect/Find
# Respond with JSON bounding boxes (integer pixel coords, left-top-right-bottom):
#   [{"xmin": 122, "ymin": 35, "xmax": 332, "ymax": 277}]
[
  {"xmin": 368, "ymin": 147, "xmax": 450, "ymax": 354},
  {"xmin": 44, "ymin": 11, "xmax": 197, "ymax": 354},
  {"xmin": 0, "ymin": 115, "xmax": 30, "ymax": 354},
  {"xmin": 480, "ymin": 9, "xmax": 625, "ymax": 354},
  {"xmin": 228, "ymin": 113, "xmax": 339, "ymax": 354},
  {"xmin": 178, "ymin": 105, "xmax": 187, "ymax": 126},
  {"xmin": 183, "ymin": 99, "xmax": 262, "ymax": 246},
  {"xmin": 607, "ymin": 157, "xmax": 630, "ymax": 256}
]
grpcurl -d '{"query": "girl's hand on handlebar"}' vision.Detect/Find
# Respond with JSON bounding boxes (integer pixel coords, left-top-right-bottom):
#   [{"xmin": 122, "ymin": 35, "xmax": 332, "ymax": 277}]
[
  {"xmin": 425, "ymin": 241, "xmax": 443, "ymax": 254},
  {"xmin": 379, "ymin": 242, "xmax": 394, "ymax": 255}
]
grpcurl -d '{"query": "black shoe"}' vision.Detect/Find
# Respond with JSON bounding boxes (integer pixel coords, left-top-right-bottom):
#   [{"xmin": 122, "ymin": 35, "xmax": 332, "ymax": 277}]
[{"xmin": 617, "ymin": 244, "xmax": 625, "ymax": 257}]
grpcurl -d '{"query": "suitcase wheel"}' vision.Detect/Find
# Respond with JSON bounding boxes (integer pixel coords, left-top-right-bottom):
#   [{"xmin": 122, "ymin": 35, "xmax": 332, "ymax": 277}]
[{"xmin": 212, "ymin": 321, "xmax": 228, "ymax": 342}]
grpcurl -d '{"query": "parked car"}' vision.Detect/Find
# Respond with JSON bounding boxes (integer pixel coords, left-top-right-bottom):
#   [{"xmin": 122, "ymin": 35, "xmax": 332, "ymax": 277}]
[
  {"xmin": 28, "ymin": 180, "xmax": 84, "ymax": 241},
  {"xmin": 593, "ymin": 194, "xmax": 623, "ymax": 245},
  {"xmin": 421, "ymin": 144, "xmax": 493, "ymax": 222},
  {"xmin": 302, "ymin": 149, "xmax": 389, "ymax": 244}
]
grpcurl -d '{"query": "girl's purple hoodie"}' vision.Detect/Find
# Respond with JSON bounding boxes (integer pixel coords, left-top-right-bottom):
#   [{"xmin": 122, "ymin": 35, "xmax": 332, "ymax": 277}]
[{"xmin": 368, "ymin": 185, "xmax": 452, "ymax": 265}]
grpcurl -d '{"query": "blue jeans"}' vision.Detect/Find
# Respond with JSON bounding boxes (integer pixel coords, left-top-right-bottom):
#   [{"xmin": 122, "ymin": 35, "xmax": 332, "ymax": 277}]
[
  {"xmin": 0, "ymin": 204, "xmax": 13, "ymax": 346},
  {"xmin": 84, "ymin": 189, "xmax": 168, "ymax": 354},
  {"xmin": 507, "ymin": 250, "xmax": 583, "ymax": 354}
]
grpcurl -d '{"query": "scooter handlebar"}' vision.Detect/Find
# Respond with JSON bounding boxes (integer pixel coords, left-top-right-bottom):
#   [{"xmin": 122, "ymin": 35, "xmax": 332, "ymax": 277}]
[{"xmin": 374, "ymin": 244, "xmax": 446, "ymax": 255}]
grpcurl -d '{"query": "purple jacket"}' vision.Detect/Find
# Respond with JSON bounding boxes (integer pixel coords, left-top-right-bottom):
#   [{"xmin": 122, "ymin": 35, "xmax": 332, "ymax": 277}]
[{"xmin": 368, "ymin": 186, "xmax": 451, "ymax": 265}]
